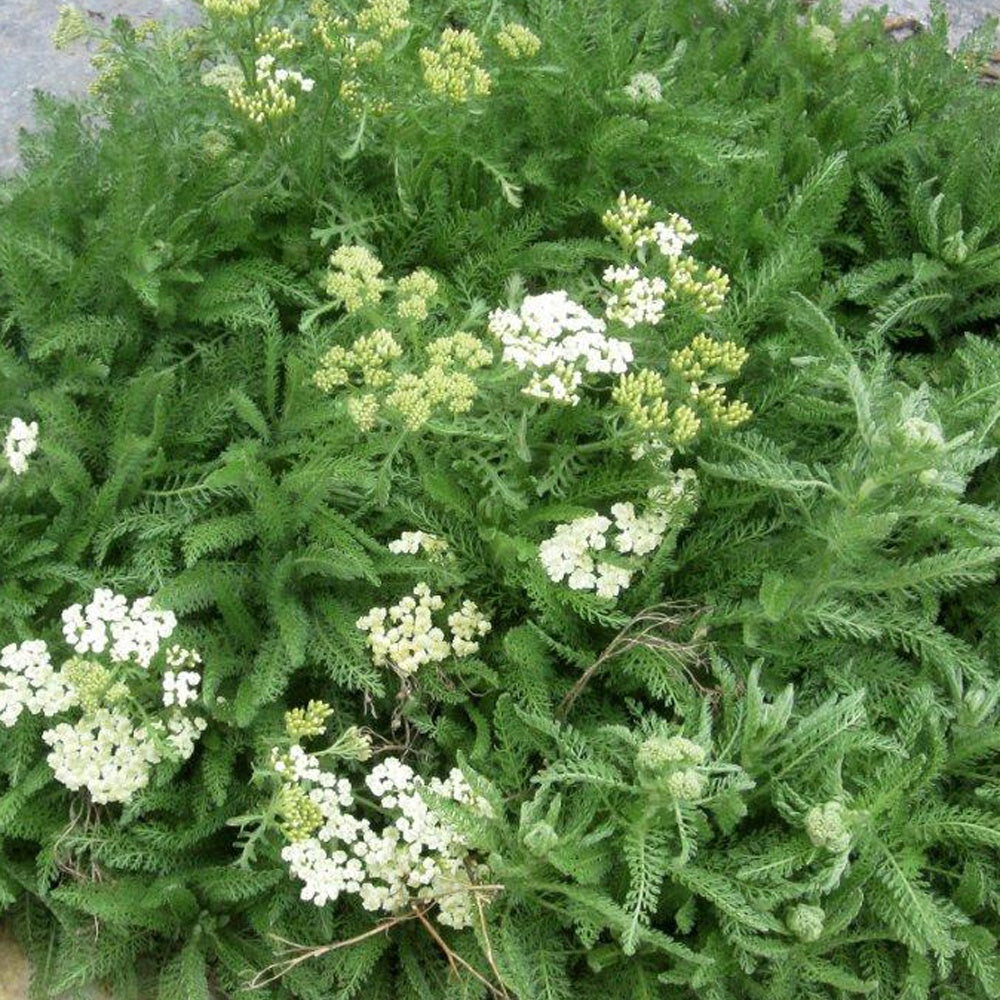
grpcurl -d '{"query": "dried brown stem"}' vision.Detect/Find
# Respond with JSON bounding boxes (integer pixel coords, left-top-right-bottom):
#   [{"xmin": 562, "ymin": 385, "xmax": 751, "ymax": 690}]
[
  {"xmin": 557, "ymin": 601, "xmax": 709, "ymax": 719},
  {"xmin": 247, "ymin": 910, "xmax": 420, "ymax": 989},
  {"xmin": 413, "ymin": 906, "xmax": 508, "ymax": 999}
]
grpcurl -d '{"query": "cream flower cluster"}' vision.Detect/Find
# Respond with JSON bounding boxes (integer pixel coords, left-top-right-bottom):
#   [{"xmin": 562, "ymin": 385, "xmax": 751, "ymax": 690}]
[
  {"xmin": 488, "ymin": 291, "xmax": 633, "ymax": 405},
  {"xmin": 539, "ymin": 478, "xmax": 695, "ymax": 599},
  {"xmin": 0, "ymin": 590, "xmax": 206, "ymax": 803},
  {"xmin": 623, "ymin": 71, "xmax": 663, "ymax": 104},
  {"xmin": 602, "ymin": 265, "xmax": 669, "ymax": 328},
  {"xmin": 61, "ymin": 589, "xmax": 178, "ymax": 669},
  {"xmin": 278, "ymin": 749, "xmax": 495, "ymax": 928},
  {"xmin": 4, "ymin": 418, "xmax": 39, "ymax": 476},
  {"xmin": 387, "ymin": 530, "xmax": 451, "ymax": 560},
  {"xmin": 0, "ymin": 641, "xmax": 75, "ymax": 726},
  {"xmin": 496, "ymin": 23, "xmax": 541, "ymax": 60},
  {"xmin": 227, "ymin": 53, "xmax": 314, "ymax": 124},
  {"xmin": 357, "ymin": 584, "xmax": 490, "ymax": 676}
]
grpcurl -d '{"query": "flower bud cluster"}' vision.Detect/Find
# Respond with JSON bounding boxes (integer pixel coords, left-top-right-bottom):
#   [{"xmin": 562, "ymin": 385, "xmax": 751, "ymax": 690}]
[
  {"xmin": 314, "ymin": 262, "xmax": 491, "ymax": 429},
  {"xmin": 311, "ymin": 1, "xmax": 352, "ymax": 52},
  {"xmin": 623, "ymin": 71, "xmax": 663, "ymax": 104},
  {"xmin": 636, "ymin": 733, "xmax": 709, "ymax": 801},
  {"xmin": 204, "ymin": 0, "xmax": 263, "ymax": 14},
  {"xmin": 276, "ymin": 747, "xmax": 496, "ymax": 928},
  {"xmin": 357, "ymin": 584, "xmax": 491, "ymax": 676},
  {"xmin": 388, "ymin": 530, "xmax": 452, "ymax": 561},
  {"xmin": 227, "ymin": 54, "xmax": 315, "ymax": 125},
  {"xmin": 326, "ymin": 246, "xmax": 388, "ymax": 313},
  {"xmin": 496, "ymin": 23, "xmax": 541, "ymax": 60},
  {"xmin": 420, "ymin": 28, "xmax": 492, "ymax": 102},
  {"xmin": 53, "ymin": 6, "xmax": 89, "ymax": 50},
  {"xmin": 670, "ymin": 333, "xmax": 749, "ymax": 380},
  {"xmin": 804, "ymin": 801, "xmax": 852, "ymax": 853},
  {"xmin": 396, "ymin": 269, "xmax": 439, "ymax": 321},
  {"xmin": 613, "ymin": 369, "xmax": 701, "ymax": 446},
  {"xmin": 285, "ymin": 700, "xmax": 336, "ymax": 740},
  {"xmin": 4, "ymin": 418, "xmax": 39, "ymax": 476},
  {"xmin": 355, "ymin": 0, "xmax": 411, "ymax": 42},
  {"xmin": 786, "ymin": 903, "xmax": 825, "ymax": 942},
  {"xmin": 314, "ymin": 328, "xmax": 402, "ymax": 392},
  {"xmin": 0, "ymin": 590, "xmax": 206, "ymax": 803},
  {"xmin": 614, "ymin": 333, "xmax": 751, "ymax": 449},
  {"xmin": 488, "ymin": 291, "xmax": 633, "ymax": 406},
  {"xmin": 425, "ymin": 331, "xmax": 493, "ymax": 371}
]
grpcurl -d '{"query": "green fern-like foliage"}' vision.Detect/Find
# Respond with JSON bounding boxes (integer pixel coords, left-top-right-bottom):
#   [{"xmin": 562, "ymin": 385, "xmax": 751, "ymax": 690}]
[{"xmin": 0, "ymin": 0, "xmax": 998, "ymax": 997}]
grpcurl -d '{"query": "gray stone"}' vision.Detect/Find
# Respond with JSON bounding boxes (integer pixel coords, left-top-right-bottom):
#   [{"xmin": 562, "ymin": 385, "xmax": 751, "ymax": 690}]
[{"xmin": 0, "ymin": 0, "xmax": 199, "ymax": 174}]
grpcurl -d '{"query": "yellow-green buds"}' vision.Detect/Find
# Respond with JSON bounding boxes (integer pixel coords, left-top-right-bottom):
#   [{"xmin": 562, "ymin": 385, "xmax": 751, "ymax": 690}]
[
  {"xmin": 396, "ymin": 269, "xmax": 440, "ymax": 321},
  {"xmin": 670, "ymin": 333, "xmax": 749, "ymax": 380},
  {"xmin": 346, "ymin": 393, "xmax": 381, "ymax": 431},
  {"xmin": 602, "ymin": 192, "xmax": 655, "ymax": 253},
  {"xmin": 385, "ymin": 373, "xmax": 434, "ymax": 430},
  {"xmin": 278, "ymin": 783, "xmax": 325, "ymax": 842},
  {"xmin": 612, "ymin": 370, "xmax": 671, "ymax": 432},
  {"xmin": 420, "ymin": 29, "xmax": 492, "ymax": 102},
  {"xmin": 53, "ymin": 6, "xmax": 89, "ymax": 49},
  {"xmin": 285, "ymin": 700, "xmax": 334, "ymax": 740},
  {"xmin": 325, "ymin": 246, "xmax": 388, "ymax": 313},
  {"xmin": 203, "ymin": 0, "xmax": 264, "ymax": 14},
  {"xmin": 62, "ymin": 657, "xmax": 115, "ymax": 715},
  {"xmin": 496, "ymin": 23, "xmax": 541, "ymax": 60},
  {"xmin": 356, "ymin": 0, "xmax": 411, "ymax": 40},
  {"xmin": 786, "ymin": 904, "xmax": 825, "ymax": 942}
]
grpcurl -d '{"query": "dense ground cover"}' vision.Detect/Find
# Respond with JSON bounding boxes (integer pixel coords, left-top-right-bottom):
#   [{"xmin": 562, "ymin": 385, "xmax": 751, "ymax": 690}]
[{"xmin": 0, "ymin": 0, "xmax": 999, "ymax": 997}]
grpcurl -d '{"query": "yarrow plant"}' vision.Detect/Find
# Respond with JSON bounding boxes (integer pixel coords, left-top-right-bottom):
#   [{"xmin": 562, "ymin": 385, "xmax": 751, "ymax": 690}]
[
  {"xmin": 5, "ymin": 2, "xmax": 1000, "ymax": 998},
  {"xmin": 0, "ymin": 590, "xmax": 205, "ymax": 803}
]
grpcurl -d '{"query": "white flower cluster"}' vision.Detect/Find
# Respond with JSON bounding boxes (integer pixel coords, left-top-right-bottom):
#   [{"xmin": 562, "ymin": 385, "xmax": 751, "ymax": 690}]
[
  {"xmin": 61, "ymin": 589, "xmax": 177, "ymax": 668},
  {"xmin": 0, "ymin": 641, "xmax": 74, "ymax": 725},
  {"xmin": 539, "ymin": 490, "xmax": 681, "ymax": 599},
  {"xmin": 488, "ymin": 291, "xmax": 633, "ymax": 405},
  {"xmin": 0, "ymin": 589, "xmax": 206, "ymax": 804},
  {"xmin": 279, "ymin": 752, "xmax": 495, "ymax": 928},
  {"xmin": 387, "ymin": 530, "xmax": 451, "ymax": 560},
  {"xmin": 163, "ymin": 645, "xmax": 203, "ymax": 708},
  {"xmin": 602, "ymin": 265, "xmax": 669, "ymax": 328},
  {"xmin": 42, "ymin": 709, "xmax": 188, "ymax": 805},
  {"xmin": 356, "ymin": 584, "xmax": 491, "ymax": 676},
  {"xmin": 636, "ymin": 214, "xmax": 699, "ymax": 260},
  {"xmin": 3, "ymin": 418, "xmax": 38, "ymax": 476},
  {"xmin": 623, "ymin": 71, "xmax": 662, "ymax": 104}
]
